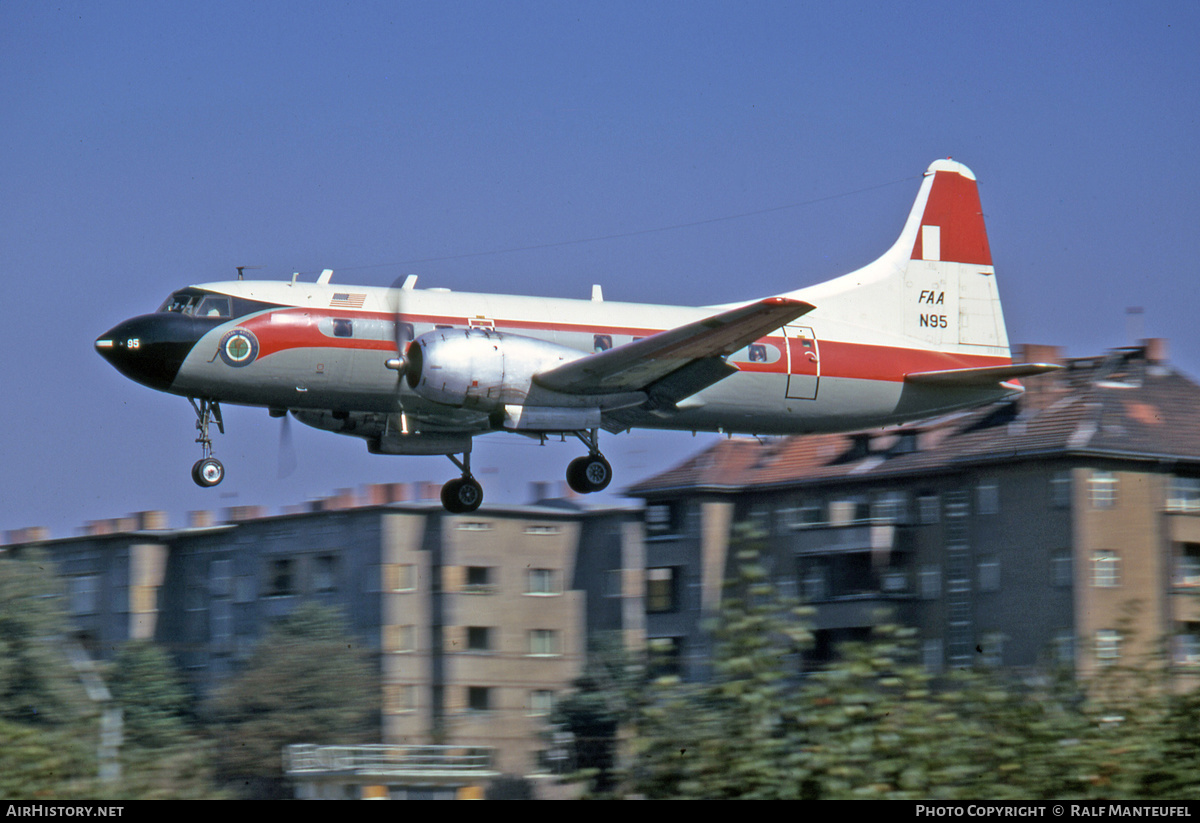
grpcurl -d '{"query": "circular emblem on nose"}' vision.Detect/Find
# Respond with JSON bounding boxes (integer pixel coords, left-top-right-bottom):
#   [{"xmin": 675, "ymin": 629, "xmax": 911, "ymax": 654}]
[{"xmin": 218, "ymin": 329, "xmax": 259, "ymax": 367}]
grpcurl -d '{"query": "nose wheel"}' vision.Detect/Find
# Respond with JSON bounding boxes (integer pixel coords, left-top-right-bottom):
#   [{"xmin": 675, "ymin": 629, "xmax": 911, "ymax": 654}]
[
  {"xmin": 189, "ymin": 397, "xmax": 225, "ymax": 488},
  {"xmin": 192, "ymin": 457, "xmax": 225, "ymax": 487}
]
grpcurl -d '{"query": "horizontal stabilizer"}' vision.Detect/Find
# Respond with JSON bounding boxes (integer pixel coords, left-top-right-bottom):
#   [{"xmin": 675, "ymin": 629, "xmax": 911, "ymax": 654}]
[{"xmin": 905, "ymin": 362, "xmax": 1062, "ymax": 387}]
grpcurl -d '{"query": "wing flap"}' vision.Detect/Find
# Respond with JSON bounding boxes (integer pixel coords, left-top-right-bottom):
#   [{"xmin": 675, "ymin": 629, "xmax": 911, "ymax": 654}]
[{"xmin": 534, "ymin": 297, "xmax": 815, "ymax": 395}]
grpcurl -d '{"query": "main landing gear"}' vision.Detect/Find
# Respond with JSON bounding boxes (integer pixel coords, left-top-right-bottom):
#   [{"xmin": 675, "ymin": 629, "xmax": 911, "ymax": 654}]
[
  {"xmin": 189, "ymin": 397, "xmax": 225, "ymax": 488},
  {"xmin": 441, "ymin": 451, "xmax": 483, "ymax": 514},
  {"xmin": 565, "ymin": 429, "xmax": 612, "ymax": 494},
  {"xmin": 437, "ymin": 428, "xmax": 612, "ymax": 514}
]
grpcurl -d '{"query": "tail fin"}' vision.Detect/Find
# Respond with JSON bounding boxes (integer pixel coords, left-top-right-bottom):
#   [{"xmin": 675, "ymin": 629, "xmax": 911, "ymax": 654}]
[{"xmin": 789, "ymin": 159, "xmax": 1011, "ymax": 358}]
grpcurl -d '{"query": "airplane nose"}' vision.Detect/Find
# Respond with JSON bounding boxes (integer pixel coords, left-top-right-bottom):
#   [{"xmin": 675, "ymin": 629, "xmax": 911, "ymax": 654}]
[{"xmin": 95, "ymin": 314, "xmax": 205, "ymax": 391}]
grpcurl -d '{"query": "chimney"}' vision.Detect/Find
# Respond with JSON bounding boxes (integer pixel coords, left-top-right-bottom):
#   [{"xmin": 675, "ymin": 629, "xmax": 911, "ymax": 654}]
[
  {"xmin": 1141, "ymin": 338, "xmax": 1168, "ymax": 364},
  {"xmin": 189, "ymin": 510, "xmax": 215, "ymax": 528},
  {"xmin": 224, "ymin": 505, "xmax": 265, "ymax": 523},
  {"xmin": 529, "ymin": 481, "xmax": 550, "ymax": 504},
  {"xmin": 136, "ymin": 511, "xmax": 168, "ymax": 531}
]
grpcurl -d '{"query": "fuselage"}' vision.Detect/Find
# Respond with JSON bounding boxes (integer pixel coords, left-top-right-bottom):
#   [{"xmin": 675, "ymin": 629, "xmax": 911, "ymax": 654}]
[{"xmin": 96, "ymin": 277, "xmax": 1017, "ymax": 442}]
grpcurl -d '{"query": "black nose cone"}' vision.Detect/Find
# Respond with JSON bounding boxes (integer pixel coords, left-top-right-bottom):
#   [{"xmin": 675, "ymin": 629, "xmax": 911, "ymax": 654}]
[{"xmin": 95, "ymin": 314, "xmax": 203, "ymax": 391}]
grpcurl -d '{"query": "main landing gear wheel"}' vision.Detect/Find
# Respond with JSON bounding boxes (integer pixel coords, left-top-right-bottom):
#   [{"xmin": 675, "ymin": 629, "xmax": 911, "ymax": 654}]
[
  {"xmin": 566, "ymin": 453, "xmax": 612, "ymax": 494},
  {"xmin": 191, "ymin": 457, "xmax": 225, "ymax": 488},
  {"xmin": 441, "ymin": 477, "xmax": 483, "ymax": 514},
  {"xmin": 440, "ymin": 450, "xmax": 483, "ymax": 514}
]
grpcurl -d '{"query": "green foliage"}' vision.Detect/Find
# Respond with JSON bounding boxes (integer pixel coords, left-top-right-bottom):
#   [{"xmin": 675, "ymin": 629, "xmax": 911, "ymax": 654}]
[
  {"xmin": 105, "ymin": 640, "xmax": 225, "ymax": 799},
  {"xmin": 0, "ymin": 718, "xmax": 97, "ymax": 800},
  {"xmin": 551, "ymin": 633, "xmax": 642, "ymax": 796},
  {"xmin": 109, "ymin": 641, "xmax": 191, "ymax": 749},
  {"xmin": 207, "ymin": 602, "xmax": 380, "ymax": 798},
  {"xmin": 0, "ymin": 551, "xmax": 91, "ymax": 725},
  {"xmin": 627, "ymin": 534, "xmax": 1200, "ymax": 800}
]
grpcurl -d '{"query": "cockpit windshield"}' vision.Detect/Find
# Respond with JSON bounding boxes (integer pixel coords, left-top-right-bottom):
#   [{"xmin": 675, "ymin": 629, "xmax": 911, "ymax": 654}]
[{"xmin": 157, "ymin": 289, "xmax": 270, "ymax": 320}]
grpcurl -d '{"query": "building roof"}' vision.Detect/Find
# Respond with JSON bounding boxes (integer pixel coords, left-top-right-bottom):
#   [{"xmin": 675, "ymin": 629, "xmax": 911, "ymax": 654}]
[{"xmin": 625, "ymin": 342, "xmax": 1200, "ymax": 497}]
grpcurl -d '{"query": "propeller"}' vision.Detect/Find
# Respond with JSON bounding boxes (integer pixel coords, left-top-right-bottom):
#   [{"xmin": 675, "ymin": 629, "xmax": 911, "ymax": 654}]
[
  {"xmin": 388, "ymin": 273, "xmax": 419, "ymax": 374},
  {"xmin": 273, "ymin": 409, "xmax": 297, "ymax": 479}
]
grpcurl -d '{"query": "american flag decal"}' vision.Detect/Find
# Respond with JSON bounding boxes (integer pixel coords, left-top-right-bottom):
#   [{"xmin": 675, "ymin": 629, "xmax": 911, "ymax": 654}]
[{"xmin": 330, "ymin": 293, "xmax": 366, "ymax": 308}]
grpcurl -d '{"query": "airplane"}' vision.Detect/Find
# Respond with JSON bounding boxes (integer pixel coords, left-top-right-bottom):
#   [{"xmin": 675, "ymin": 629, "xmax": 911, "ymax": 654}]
[{"xmin": 95, "ymin": 158, "xmax": 1058, "ymax": 513}]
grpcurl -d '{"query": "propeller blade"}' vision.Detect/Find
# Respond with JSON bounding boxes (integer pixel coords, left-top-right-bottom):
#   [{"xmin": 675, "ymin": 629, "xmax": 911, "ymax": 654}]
[{"xmin": 277, "ymin": 412, "xmax": 297, "ymax": 479}]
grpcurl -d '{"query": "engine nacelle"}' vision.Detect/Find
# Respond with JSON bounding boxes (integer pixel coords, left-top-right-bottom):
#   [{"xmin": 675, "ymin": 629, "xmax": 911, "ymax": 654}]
[{"xmin": 405, "ymin": 328, "xmax": 587, "ymax": 410}]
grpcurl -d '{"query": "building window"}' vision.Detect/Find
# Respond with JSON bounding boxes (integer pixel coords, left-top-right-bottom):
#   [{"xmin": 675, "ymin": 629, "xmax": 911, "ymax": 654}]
[
  {"xmin": 526, "ymin": 568, "xmax": 558, "ymax": 596},
  {"xmin": 467, "ymin": 686, "xmax": 491, "ymax": 713},
  {"xmin": 978, "ymin": 557, "xmax": 1000, "ymax": 592},
  {"xmin": 529, "ymin": 690, "xmax": 555, "ymax": 717},
  {"xmin": 1051, "ymin": 472, "xmax": 1073, "ymax": 508},
  {"xmin": 980, "ymin": 633, "xmax": 1004, "ymax": 667},
  {"xmin": 386, "ymin": 684, "xmax": 416, "ymax": 714},
  {"xmin": 313, "ymin": 554, "xmax": 338, "ymax": 593},
  {"xmin": 69, "ymin": 575, "xmax": 99, "ymax": 616},
  {"xmin": 467, "ymin": 626, "xmax": 492, "ymax": 652},
  {"xmin": 524, "ymin": 524, "xmax": 561, "ymax": 535},
  {"xmin": 647, "ymin": 636, "xmax": 683, "ymax": 677},
  {"xmin": 1092, "ymin": 550, "xmax": 1120, "ymax": 587},
  {"xmin": 1176, "ymin": 544, "xmax": 1200, "ymax": 587},
  {"xmin": 1052, "ymin": 552, "xmax": 1073, "ymax": 587},
  {"xmin": 267, "ymin": 559, "xmax": 295, "ymax": 597},
  {"xmin": 919, "ymin": 565, "xmax": 941, "ymax": 600},
  {"xmin": 1054, "ymin": 630, "xmax": 1075, "ymax": 666},
  {"xmin": 1174, "ymin": 624, "xmax": 1200, "ymax": 667},
  {"xmin": 873, "ymin": 491, "xmax": 908, "ymax": 523},
  {"xmin": 388, "ymin": 563, "xmax": 416, "ymax": 592},
  {"xmin": 918, "ymin": 494, "xmax": 940, "ymax": 525},
  {"xmin": 646, "ymin": 567, "xmax": 679, "ymax": 613},
  {"xmin": 1168, "ymin": 477, "xmax": 1200, "ymax": 513},
  {"xmin": 803, "ymin": 563, "xmax": 829, "ymax": 602},
  {"xmin": 923, "ymin": 639, "xmax": 944, "ymax": 673},
  {"xmin": 976, "ymin": 483, "xmax": 999, "ymax": 516},
  {"xmin": 1089, "ymin": 471, "xmax": 1118, "ymax": 509},
  {"xmin": 645, "ymin": 502, "xmax": 683, "ymax": 535},
  {"xmin": 604, "ymin": 569, "xmax": 623, "ymax": 598},
  {"xmin": 463, "ymin": 566, "xmax": 494, "ymax": 594},
  {"xmin": 1096, "ymin": 630, "xmax": 1121, "ymax": 664},
  {"xmin": 529, "ymin": 629, "xmax": 559, "ymax": 657},
  {"xmin": 387, "ymin": 624, "xmax": 415, "ymax": 653},
  {"xmin": 457, "ymin": 521, "xmax": 492, "ymax": 531}
]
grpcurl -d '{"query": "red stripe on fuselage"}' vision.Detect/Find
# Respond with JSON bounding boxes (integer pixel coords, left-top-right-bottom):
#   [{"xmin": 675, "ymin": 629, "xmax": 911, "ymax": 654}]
[{"xmin": 235, "ymin": 308, "xmax": 1010, "ymax": 382}]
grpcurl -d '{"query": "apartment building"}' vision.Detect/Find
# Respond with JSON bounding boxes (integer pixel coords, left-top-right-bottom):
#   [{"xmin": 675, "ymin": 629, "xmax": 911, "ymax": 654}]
[{"xmin": 627, "ymin": 342, "xmax": 1200, "ymax": 686}]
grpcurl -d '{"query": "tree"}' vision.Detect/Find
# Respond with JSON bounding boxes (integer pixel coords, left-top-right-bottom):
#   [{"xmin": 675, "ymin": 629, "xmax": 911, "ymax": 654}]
[
  {"xmin": 632, "ymin": 536, "xmax": 812, "ymax": 798},
  {"xmin": 0, "ymin": 550, "xmax": 92, "ymax": 725},
  {"xmin": 0, "ymin": 551, "xmax": 99, "ymax": 799},
  {"xmin": 551, "ymin": 633, "xmax": 642, "ymax": 796},
  {"xmin": 107, "ymin": 640, "xmax": 225, "ymax": 799},
  {"xmin": 207, "ymin": 603, "xmax": 379, "ymax": 798}
]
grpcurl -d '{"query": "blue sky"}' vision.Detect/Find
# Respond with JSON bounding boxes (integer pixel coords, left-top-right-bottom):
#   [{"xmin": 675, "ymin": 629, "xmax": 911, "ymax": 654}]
[{"xmin": 3, "ymin": 1, "xmax": 1198, "ymax": 537}]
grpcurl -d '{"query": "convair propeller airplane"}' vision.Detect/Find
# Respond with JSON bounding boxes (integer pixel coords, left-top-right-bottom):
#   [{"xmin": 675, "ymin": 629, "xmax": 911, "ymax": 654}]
[{"xmin": 96, "ymin": 159, "xmax": 1056, "ymax": 513}]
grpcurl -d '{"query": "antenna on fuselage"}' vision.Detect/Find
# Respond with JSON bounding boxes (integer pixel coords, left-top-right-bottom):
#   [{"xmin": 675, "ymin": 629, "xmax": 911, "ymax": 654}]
[{"xmin": 235, "ymin": 265, "xmax": 263, "ymax": 281}]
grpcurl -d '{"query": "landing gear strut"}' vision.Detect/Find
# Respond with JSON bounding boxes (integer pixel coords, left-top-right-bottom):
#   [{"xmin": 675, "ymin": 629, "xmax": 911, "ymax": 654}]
[
  {"xmin": 189, "ymin": 397, "xmax": 225, "ymax": 488},
  {"xmin": 566, "ymin": 428, "xmax": 612, "ymax": 494},
  {"xmin": 441, "ymin": 451, "xmax": 483, "ymax": 514}
]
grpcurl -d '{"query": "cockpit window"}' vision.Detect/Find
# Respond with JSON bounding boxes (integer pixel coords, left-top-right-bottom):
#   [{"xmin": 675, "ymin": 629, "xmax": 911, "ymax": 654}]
[
  {"xmin": 159, "ymin": 290, "xmax": 203, "ymax": 315},
  {"xmin": 157, "ymin": 289, "xmax": 274, "ymax": 321},
  {"xmin": 196, "ymin": 295, "xmax": 231, "ymax": 318}
]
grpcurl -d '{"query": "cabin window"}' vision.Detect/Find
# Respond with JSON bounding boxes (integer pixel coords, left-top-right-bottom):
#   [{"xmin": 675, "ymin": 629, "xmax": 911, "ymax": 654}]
[
  {"xmin": 332, "ymin": 318, "xmax": 353, "ymax": 338},
  {"xmin": 593, "ymin": 334, "xmax": 613, "ymax": 352}
]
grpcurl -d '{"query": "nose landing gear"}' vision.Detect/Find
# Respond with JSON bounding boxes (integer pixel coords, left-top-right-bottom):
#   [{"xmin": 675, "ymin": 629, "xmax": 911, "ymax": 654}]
[{"xmin": 189, "ymin": 397, "xmax": 225, "ymax": 488}]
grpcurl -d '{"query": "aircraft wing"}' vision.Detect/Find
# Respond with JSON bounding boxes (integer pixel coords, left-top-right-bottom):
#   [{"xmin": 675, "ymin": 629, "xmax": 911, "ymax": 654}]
[
  {"xmin": 534, "ymin": 297, "xmax": 815, "ymax": 396},
  {"xmin": 904, "ymin": 362, "xmax": 1062, "ymax": 387}
]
